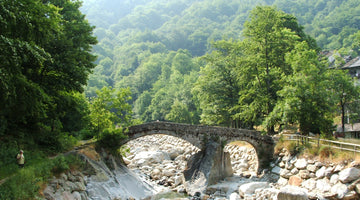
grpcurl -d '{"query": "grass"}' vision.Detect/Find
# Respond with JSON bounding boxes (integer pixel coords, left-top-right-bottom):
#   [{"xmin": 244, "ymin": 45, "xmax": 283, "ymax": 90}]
[
  {"xmin": 0, "ymin": 155, "xmax": 83, "ymax": 200},
  {"xmin": 276, "ymin": 136, "xmax": 360, "ymax": 165},
  {"xmin": 338, "ymin": 137, "xmax": 360, "ymax": 145},
  {"xmin": 0, "ymin": 133, "xmax": 86, "ymax": 200}
]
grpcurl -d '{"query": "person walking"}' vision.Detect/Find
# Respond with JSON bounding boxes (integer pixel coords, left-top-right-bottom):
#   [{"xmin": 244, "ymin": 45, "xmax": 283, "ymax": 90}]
[{"xmin": 16, "ymin": 150, "xmax": 25, "ymax": 168}]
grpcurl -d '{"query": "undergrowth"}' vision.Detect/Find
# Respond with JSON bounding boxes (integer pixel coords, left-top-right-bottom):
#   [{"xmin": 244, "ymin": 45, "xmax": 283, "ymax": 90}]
[{"xmin": 0, "ymin": 155, "xmax": 82, "ymax": 200}]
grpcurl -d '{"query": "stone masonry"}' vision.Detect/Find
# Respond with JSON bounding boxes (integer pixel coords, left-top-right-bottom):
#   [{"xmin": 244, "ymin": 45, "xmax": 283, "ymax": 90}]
[{"xmin": 125, "ymin": 121, "xmax": 275, "ymax": 174}]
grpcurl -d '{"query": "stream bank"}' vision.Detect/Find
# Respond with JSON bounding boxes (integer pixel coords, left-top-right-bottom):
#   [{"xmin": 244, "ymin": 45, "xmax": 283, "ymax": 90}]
[{"xmin": 43, "ymin": 135, "xmax": 360, "ymax": 199}]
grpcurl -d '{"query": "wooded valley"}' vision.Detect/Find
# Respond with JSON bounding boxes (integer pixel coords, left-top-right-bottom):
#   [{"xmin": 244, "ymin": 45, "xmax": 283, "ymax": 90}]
[{"xmin": 1, "ymin": 0, "xmax": 360, "ymax": 172}]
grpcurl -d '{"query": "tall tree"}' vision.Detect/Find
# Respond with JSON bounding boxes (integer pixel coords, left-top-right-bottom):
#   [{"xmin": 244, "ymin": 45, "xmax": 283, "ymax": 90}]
[
  {"xmin": 328, "ymin": 68, "xmax": 360, "ymax": 133},
  {"xmin": 267, "ymin": 42, "xmax": 334, "ymax": 135},
  {"xmin": 0, "ymin": 0, "xmax": 97, "ymax": 145},
  {"xmin": 236, "ymin": 6, "xmax": 311, "ymax": 134},
  {"xmin": 0, "ymin": 0, "xmax": 60, "ymax": 136},
  {"xmin": 194, "ymin": 40, "xmax": 243, "ymax": 127}
]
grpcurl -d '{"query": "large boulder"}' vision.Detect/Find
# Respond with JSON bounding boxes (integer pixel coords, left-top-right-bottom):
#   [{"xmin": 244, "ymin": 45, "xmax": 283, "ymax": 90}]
[
  {"xmin": 132, "ymin": 151, "xmax": 170, "ymax": 166},
  {"xmin": 339, "ymin": 167, "xmax": 360, "ymax": 183},
  {"xmin": 277, "ymin": 186, "xmax": 308, "ymax": 200},
  {"xmin": 239, "ymin": 182, "xmax": 269, "ymax": 197}
]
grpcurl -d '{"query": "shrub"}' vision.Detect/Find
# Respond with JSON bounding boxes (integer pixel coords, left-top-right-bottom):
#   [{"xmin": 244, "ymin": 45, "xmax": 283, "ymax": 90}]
[
  {"xmin": 319, "ymin": 146, "xmax": 335, "ymax": 159},
  {"xmin": 58, "ymin": 132, "xmax": 78, "ymax": 151},
  {"xmin": 281, "ymin": 141, "xmax": 300, "ymax": 155},
  {"xmin": 96, "ymin": 127, "xmax": 127, "ymax": 152},
  {"xmin": 75, "ymin": 129, "xmax": 95, "ymax": 140},
  {"xmin": 51, "ymin": 156, "xmax": 70, "ymax": 175}
]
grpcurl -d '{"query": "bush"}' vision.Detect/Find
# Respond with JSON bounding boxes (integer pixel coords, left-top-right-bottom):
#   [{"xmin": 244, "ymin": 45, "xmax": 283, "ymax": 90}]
[
  {"xmin": 75, "ymin": 129, "xmax": 95, "ymax": 140},
  {"xmin": 282, "ymin": 141, "xmax": 300, "ymax": 155},
  {"xmin": 0, "ymin": 136, "xmax": 30, "ymax": 179},
  {"xmin": 96, "ymin": 127, "xmax": 127, "ymax": 152},
  {"xmin": 58, "ymin": 132, "xmax": 78, "ymax": 151},
  {"xmin": 319, "ymin": 146, "xmax": 335, "ymax": 159},
  {"xmin": 51, "ymin": 156, "xmax": 70, "ymax": 175}
]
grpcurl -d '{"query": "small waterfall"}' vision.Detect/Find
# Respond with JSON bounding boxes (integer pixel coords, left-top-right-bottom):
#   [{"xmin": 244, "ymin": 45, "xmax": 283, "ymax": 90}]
[{"xmin": 80, "ymin": 149, "xmax": 156, "ymax": 200}]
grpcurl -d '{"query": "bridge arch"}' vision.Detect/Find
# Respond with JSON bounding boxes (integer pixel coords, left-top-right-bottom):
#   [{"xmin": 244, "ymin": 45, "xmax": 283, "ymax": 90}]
[{"xmin": 124, "ymin": 121, "xmax": 275, "ymax": 174}]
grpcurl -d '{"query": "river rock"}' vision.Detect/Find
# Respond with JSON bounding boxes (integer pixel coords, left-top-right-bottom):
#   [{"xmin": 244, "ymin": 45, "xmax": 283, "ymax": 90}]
[
  {"xmin": 339, "ymin": 167, "xmax": 360, "ymax": 183},
  {"xmin": 325, "ymin": 166, "xmax": 334, "ymax": 178},
  {"xmin": 278, "ymin": 177, "xmax": 288, "ymax": 186},
  {"xmin": 72, "ymin": 191, "xmax": 82, "ymax": 200},
  {"xmin": 43, "ymin": 185, "xmax": 56, "ymax": 200},
  {"xmin": 316, "ymin": 178, "xmax": 331, "ymax": 192},
  {"xmin": 229, "ymin": 192, "xmax": 240, "ymax": 200},
  {"xmin": 254, "ymin": 188, "xmax": 279, "ymax": 200},
  {"xmin": 294, "ymin": 158, "xmax": 307, "ymax": 170},
  {"xmin": 288, "ymin": 175, "xmax": 302, "ymax": 186},
  {"xmin": 132, "ymin": 151, "xmax": 170, "ymax": 166},
  {"xmin": 334, "ymin": 164, "xmax": 345, "ymax": 173},
  {"xmin": 331, "ymin": 182, "xmax": 349, "ymax": 199},
  {"xmin": 316, "ymin": 166, "xmax": 326, "ymax": 179},
  {"xmin": 272, "ymin": 166, "xmax": 281, "ymax": 175},
  {"xmin": 239, "ymin": 182, "xmax": 269, "ymax": 197},
  {"xmin": 306, "ymin": 164, "xmax": 317, "ymax": 173},
  {"xmin": 355, "ymin": 183, "xmax": 360, "ymax": 193},
  {"xmin": 291, "ymin": 167, "xmax": 299, "ymax": 175},
  {"xmin": 330, "ymin": 174, "xmax": 339, "ymax": 184},
  {"xmin": 301, "ymin": 179, "xmax": 316, "ymax": 190},
  {"xmin": 277, "ymin": 186, "xmax": 308, "ymax": 200},
  {"xmin": 343, "ymin": 191, "xmax": 359, "ymax": 200},
  {"xmin": 123, "ymin": 157, "xmax": 131, "ymax": 165},
  {"xmin": 280, "ymin": 169, "xmax": 292, "ymax": 179},
  {"xmin": 298, "ymin": 170, "xmax": 310, "ymax": 179}
]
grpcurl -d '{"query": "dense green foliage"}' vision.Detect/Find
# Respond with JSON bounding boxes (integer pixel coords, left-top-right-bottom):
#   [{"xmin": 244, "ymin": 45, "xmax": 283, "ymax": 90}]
[
  {"xmin": 0, "ymin": 0, "xmax": 96, "ymax": 151},
  {"xmin": 0, "ymin": 0, "xmax": 359, "ymax": 197},
  {"xmin": 81, "ymin": 0, "xmax": 360, "ymax": 135}
]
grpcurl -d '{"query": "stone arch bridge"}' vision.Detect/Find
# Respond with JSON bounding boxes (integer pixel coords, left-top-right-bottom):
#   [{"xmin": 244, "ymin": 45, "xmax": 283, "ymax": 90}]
[{"xmin": 123, "ymin": 121, "xmax": 275, "ymax": 193}]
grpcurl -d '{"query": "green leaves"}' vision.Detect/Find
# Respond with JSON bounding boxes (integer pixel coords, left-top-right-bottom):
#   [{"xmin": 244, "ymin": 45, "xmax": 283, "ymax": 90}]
[
  {"xmin": 0, "ymin": 0, "xmax": 97, "ymax": 145},
  {"xmin": 89, "ymin": 86, "xmax": 133, "ymax": 137}
]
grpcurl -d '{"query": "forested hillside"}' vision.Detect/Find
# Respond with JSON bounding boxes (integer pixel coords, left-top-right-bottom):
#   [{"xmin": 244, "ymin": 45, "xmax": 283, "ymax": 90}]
[
  {"xmin": 81, "ymin": 0, "xmax": 360, "ymax": 131},
  {"xmin": 1, "ymin": 1, "xmax": 359, "ymax": 198}
]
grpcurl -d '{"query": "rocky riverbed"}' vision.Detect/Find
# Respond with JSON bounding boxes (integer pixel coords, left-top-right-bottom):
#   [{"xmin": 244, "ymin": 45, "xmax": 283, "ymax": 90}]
[
  {"xmin": 43, "ymin": 134, "xmax": 360, "ymax": 200},
  {"xmin": 124, "ymin": 134, "xmax": 360, "ymax": 199}
]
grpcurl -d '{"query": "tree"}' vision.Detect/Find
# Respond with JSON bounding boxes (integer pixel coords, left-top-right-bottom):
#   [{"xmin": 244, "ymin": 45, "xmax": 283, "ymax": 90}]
[
  {"xmin": 0, "ymin": 0, "xmax": 97, "ymax": 144},
  {"xmin": 165, "ymin": 100, "xmax": 192, "ymax": 123},
  {"xmin": 235, "ymin": 6, "xmax": 312, "ymax": 134},
  {"xmin": 194, "ymin": 40, "xmax": 243, "ymax": 127},
  {"xmin": 0, "ymin": 0, "xmax": 60, "ymax": 136},
  {"xmin": 89, "ymin": 86, "xmax": 133, "ymax": 137},
  {"xmin": 328, "ymin": 68, "xmax": 360, "ymax": 133},
  {"xmin": 267, "ymin": 42, "xmax": 335, "ymax": 135}
]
